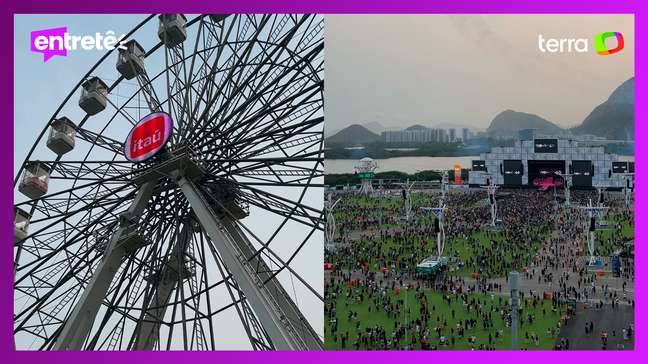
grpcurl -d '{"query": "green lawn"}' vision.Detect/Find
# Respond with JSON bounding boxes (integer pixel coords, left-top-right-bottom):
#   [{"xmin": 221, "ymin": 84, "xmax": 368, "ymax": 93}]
[
  {"xmin": 595, "ymin": 213, "xmax": 633, "ymax": 256},
  {"xmin": 330, "ymin": 229, "xmax": 546, "ymax": 279},
  {"xmin": 325, "ymin": 288, "xmax": 563, "ymax": 350}
]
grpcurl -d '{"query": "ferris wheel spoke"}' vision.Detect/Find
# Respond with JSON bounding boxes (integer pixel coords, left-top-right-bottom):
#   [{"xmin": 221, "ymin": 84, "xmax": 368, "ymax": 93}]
[
  {"xmin": 225, "ymin": 155, "xmax": 322, "ymax": 174},
  {"xmin": 194, "ymin": 40, "xmax": 322, "ymax": 147},
  {"xmin": 228, "ymin": 100, "xmax": 323, "ymax": 160},
  {"xmin": 195, "ymin": 74, "xmax": 322, "ymax": 153},
  {"xmin": 163, "ymin": 46, "xmax": 184, "ymax": 132},
  {"xmin": 176, "ymin": 16, "xmax": 229, "ymax": 135},
  {"xmin": 210, "ymin": 22, "xmax": 323, "ymax": 138},
  {"xmin": 196, "ymin": 229, "xmax": 272, "ymax": 349},
  {"xmin": 202, "ymin": 15, "xmax": 278, "ymax": 125},
  {"xmin": 237, "ymin": 131, "xmax": 322, "ymax": 160},
  {"xmin": 74, "ymin": 127, "xmax": 126, "ymax": 155},
  {"xmin": 127, "ymin": 55, "xmax": 165, "ymax": 113},
  {"xmin": 219, "ymin": 48, "xmax": 322, "ymax": 145},
  {"xmin": 189, "ymin": 15, "xmax": 306, "ymax": 141},
  {"xmin": 181, "ymin": 17, "xmax": 245, "ymax": 138},
  {"xmin": 234, "ymin": 189, "xmax": 322, "ymax": 230},
  {"xmin": 48, "ymin": 161, "xmax": 133, "ymax": 182},
  {"xmin": 197, "ymin": 116, "xmax": 322, "ymax": 161},
  {"xmin": 15, "ymin": 185, "xmax": 137, "ymax": 283},
  {"xmin": 181, "ymin": 15, "xmax": 269, "ymax": 143},
  {"xmin": 199, "ymin": 76, "xmax": 322, "ymax": 159},
  {"xmin": 19, "ymin": 183, "xmax": 133, "ymax": 228},
  {"xmin": 217, "ymin": 15, "xmax": 315, "ymax": 126},
  {"xmin": 234, "ymin": 215, "xmax": 323, "ymax": 302},
  {"xmin": 205, "ymin": 155, "xmax": 322, "ymax": 178}
]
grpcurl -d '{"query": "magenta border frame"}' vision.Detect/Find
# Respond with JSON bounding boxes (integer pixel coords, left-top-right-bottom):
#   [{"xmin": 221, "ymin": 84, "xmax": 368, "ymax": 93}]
[{"xmin": 1, "ymin": 0, "xmax": 643, "ymax": 362}]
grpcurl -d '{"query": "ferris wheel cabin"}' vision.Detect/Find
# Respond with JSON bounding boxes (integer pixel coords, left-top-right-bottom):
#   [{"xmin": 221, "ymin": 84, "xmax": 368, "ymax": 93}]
[
  {"xmin": 46, "ymin": 117, "xmax": 76, "ymax": 155},
  {"xmin": 18, "ymin": 162, "xmax": 51, "ymax": 200},
  {"xmin": 14, "ymin": 207, "xmax": 31, "ymax": 242},
  {"xmin": 79, "ymin": 77, "xmax": 108, "ymax": 115},
  {"xmin": 116, "ymin": 39, "xmax": 146, "ymax": 80},
  {"xmin": 158, "ymin": 14, "xmax": 188, "ymax": 48}
]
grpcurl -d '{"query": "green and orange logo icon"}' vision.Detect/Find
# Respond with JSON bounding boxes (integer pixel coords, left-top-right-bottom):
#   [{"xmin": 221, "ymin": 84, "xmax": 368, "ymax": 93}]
[{"xmin": 594, "ymin": 32, "xmax": 624, "ymax": 55}]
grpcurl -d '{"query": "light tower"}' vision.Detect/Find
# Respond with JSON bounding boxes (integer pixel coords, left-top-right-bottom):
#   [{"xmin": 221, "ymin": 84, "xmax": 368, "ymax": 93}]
[
  {"xmin": 510, "ymin": 271, "xmax": 519, "ymax": 350},
  {"xmin": 425, "ymin": 169, "xmax": 449, "ymax": 203},
  {"xmin": 621, "ymin": 172, "xmax": 634, "ymax": 209},
  {"xmin": 555, "ymin": 171, "xmax": 574, "ymax": 207},
  {"xmin": 324, "ymin": 194, "xmax": 340, "ymax": 247},
  {"xmin": 440, "ymin": 170, "xmax": 449, "ymax": 202},
  {"xmin": 354, "ymin": 157, "xmax": 377, "ymax": 195},
  {"xmin": 403, "ymin": 180, "xmax": 416, "ymax": 225},
  {"xmin": 421, "ymin": 203, "xmax": 447, "ymax": 258},
  {"xmin": 480, "ymin": 173, "xmax": 499, "ymax": 227},
  {"xmin": 595, "ymin": 185, "xmax": 606, "ymax": 207},
  {"xmin": 580, "ymin": 199, "xmax": 609, "ymax": 266}
]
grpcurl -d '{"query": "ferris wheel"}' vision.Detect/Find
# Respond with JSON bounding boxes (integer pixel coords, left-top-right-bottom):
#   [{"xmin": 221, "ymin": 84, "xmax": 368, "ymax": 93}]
[{"xmin": 13, "ymin": 14, "xmax": 324, "ymax": 350}]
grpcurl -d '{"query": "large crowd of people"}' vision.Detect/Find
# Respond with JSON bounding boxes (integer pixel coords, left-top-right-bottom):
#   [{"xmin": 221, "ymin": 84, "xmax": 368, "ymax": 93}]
[{"xmin": 324, "ymin": 186, "xmax": 634, "ymax": 350}]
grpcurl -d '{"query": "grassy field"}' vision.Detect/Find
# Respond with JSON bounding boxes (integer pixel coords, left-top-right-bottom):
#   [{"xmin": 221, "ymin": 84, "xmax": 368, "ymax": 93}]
[
  {"xmin": 332, "ymin": 230, "xmax": 546, "ymax": 279},
  {"xmin": 325, "ymin": 288, "xmax": 564, "ymax": 350},
  {"xmin": 595, "ymin": 213, "xmax": 633, "ymax": 256}
]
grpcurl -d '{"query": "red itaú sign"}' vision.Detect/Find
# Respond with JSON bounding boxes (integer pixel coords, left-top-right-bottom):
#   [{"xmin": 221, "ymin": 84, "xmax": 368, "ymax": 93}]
[{"xmin": 124, "ymin": 112, "xmax": 173, "ymax": 162}]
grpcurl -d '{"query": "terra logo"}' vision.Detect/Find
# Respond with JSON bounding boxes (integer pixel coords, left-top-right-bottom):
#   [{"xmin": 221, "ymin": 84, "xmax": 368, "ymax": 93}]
[
  {"xmin": 124, "ymin": 112, "xmax": 173, "ymax": 162},
  {"xmin": 30, "ymin": 27, "xmax": 127, "ymax": 62},
  {"xmin": 537, "ymin": 32, "xmax": 624, "ymax": 55}
]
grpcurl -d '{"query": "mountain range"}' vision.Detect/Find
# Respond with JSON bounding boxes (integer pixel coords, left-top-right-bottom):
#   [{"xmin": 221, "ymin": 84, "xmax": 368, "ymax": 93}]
[
  {"xmin": 325, "ymin": 124, "xmax": 381, "ymax": 145},
  {"xmin": 571, "ymin": 77, "xmax": 634, "ymax": 140},
  {"xmin": 326, "ymin": 77, "xmax": 634, "ymax": 144},
  {"xmin": 487, "ymin": 77, "xmax": 633, "ymax": 140},
  {"xmin": 486, "ymin": 110, "xmax": 562, "ymax": 137}
]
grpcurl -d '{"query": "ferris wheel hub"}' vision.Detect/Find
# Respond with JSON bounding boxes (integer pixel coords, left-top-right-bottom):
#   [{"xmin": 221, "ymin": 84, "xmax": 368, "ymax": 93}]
[{"xmin": 133, "ymin": 146, "xmax": 205, "ymax": 185}]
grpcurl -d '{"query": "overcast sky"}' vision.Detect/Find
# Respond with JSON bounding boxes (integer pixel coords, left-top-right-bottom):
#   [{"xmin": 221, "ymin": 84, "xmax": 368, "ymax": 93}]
[{"xmin": 325, "ymin": 14, "xmax": 634, "ymax": 132}]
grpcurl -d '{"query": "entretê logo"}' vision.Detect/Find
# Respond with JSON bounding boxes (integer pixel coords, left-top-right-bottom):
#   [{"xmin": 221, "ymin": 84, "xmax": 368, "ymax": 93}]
[
  {"xmin": 124, "ymin": 112, "xmax": 173, "ymax": 162},
  {"xmin": 30, "ymin": 27, "xmax": 127, "ymax": 62}
]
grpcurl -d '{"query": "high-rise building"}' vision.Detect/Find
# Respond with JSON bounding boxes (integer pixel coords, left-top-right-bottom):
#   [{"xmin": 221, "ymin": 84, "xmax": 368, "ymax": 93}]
[
  {"xmin": 449, "ymin": 128, "xmax": 456, "ymax": 142},
  {"xmin": 381, "ymin": 127, "xmax": 455, "ymax": 144},
  {"xmin": 439, "ymin": 129, "xmax": 448, "ymax": 143},
  {"xmin": 462, "ymin": 128, "xmax": 470, "ymax": 143}
]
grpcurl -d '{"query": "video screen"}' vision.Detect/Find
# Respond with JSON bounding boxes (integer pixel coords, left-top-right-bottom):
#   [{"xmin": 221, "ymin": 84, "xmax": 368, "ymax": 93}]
[
  {"xmin": 534, "ymin": 139, "xmax": 558, "ymax": 153},
  {"xmin": 472, "ymin": 160, "xmax": 487, "ymax": 171},
  {"xmin": 612, "ymin": 161, "xmax": 629, "ymax": 173},
  {"xmin": 572, "ymin": 160, "xmax": 593, "ymax": 187},
  {"xmin": 503, "ymin": 159, "xmax": 522, "ymax": 185}
]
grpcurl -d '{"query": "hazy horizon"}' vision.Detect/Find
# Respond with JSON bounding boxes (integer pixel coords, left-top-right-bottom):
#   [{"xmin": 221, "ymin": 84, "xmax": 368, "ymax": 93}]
[{"xmin": 325, "ymin": 14, "xmax": 634, "ymax": 133}]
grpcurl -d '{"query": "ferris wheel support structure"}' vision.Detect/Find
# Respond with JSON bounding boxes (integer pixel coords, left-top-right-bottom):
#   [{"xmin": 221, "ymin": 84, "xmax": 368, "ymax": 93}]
[
  {"xmin": 55, "ymin": 182, "xmax": 157, "ymax": 350},
  {"xmin": 131, "ymin": 215, "xmax": 196, "ymax": 350},
  {"xmin": 178, "ymin": 176, "xmax": 322, "ymax": 350}
]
